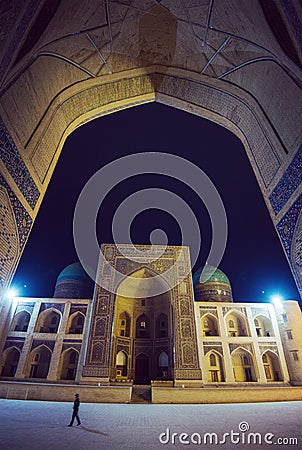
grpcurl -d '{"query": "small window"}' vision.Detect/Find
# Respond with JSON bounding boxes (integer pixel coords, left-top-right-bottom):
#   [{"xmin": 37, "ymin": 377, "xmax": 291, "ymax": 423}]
[
  {"xmin": 140, "ymin": 321, "xmax": 146, "ymax": 329},
  {"xmin": 203, "ymin": 319, "xmax": 209, "ymax": 327},
  {"xmin": 286, "ymin": 330, "xmax": 293, "ymax": 340},
  {"xmin": 121, "ymin": 320, "xmax": 125, "ymax": 326},
  {"xmin": 291, "ymin": 351, "xmax": 299, "ymax": 361},
  {"xmin": 228, "ymin": 320, "xmax": 235, "ymax": 328},
  {"xmin": 120, "ymin": 329, "xmax": 125, "ymax": 336},
  {"xmin": 141, "ymin": 299, "xmax": 145, "ymax": 306},
  {"xmin": 282, "ymin": 313, "xmax": 288, "ymax": 323},
  {"xmin": 254, "ymin": 319, "xmax": 259, "ymax": 327},
  {"xmin": 263, "ymin": 354, "xmax": 268, "ymax": 363}
]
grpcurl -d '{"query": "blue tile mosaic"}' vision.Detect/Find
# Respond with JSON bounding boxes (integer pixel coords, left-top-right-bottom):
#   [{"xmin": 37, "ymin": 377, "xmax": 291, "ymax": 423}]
[
  {"xmin": 0, "ymin": 173, "xmax": 32, "ymax": 250},
  {"xmin": 0, "ymin": 116, "xmax": 40, "ymax": 209},
  {"xmin": 276, "ymin": 194, "xmax": 302, "ymax": 259},
  {"xmin": 269, "ymin": 147, "xmax": 302, "ymax": 215}
]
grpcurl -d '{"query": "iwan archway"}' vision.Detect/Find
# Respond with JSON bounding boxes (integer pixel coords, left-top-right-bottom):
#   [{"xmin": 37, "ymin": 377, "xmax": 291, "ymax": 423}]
[{"xmin": 0, "ymin": 1, "xmax": 301, "ymax": 312}]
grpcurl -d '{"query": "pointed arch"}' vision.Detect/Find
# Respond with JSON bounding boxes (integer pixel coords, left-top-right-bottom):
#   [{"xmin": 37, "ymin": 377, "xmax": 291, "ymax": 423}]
[
  {"xmin": 231, "ymin": 347, "xmax": 257, "ymax": 382},
  {"xmin": 201, "ymin": 313, "xmax": 219, "ymax": 336},
  {"xmin": 34, "ymin": 308, "xmax": 62, "ymax": 333},
  {"xmin": 27, "ymin": 344, "xmax": 52, "ymax": 378},
  {"xmin": 59, "ymin": 347, "xmax": 79, "ymax": 380},
  {"xmin": 116, "ymin": 266, "xmax": 171, "ymax": 298},
  {"xmin": 262, "ymin": 349, "xmax": 283, "ymax": 381},
  {"xmin": 225, "ymin": 310, "xmax": 250, "ymax": 337},
  {"xmin": 0, "ymin": 346, "xmax": 21, "ymax": 377},
  {"xmin": 116, "ymin": 350, "xmax": 128, "ymax": 377},
  {"xmin": 10, "ymin": 310, "xmax": 31, "ymax": 332},
  {"xmin": 205, "ymin": 350, "xmax": 225, "ymax": 382},
  {"xmin": 66, "ymin": 311, "xmax": 85, "ymax": 334},
  {"xmin": 254, "ymin": 314, "xmax": 274, "ymax": 337},
  {"xmin": 117, "ymin": 311, "xmax": 131, "ymax": 337}
]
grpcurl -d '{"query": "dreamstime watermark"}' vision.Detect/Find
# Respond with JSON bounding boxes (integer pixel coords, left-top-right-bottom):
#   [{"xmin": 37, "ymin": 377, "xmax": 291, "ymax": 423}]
[
  {"xmin": 73, "ymin": 152, "xmax": 228, "ymax": 297},
  {"xmin": 159, "ymin": 421, "xmax": 299, "ymax": 446}
]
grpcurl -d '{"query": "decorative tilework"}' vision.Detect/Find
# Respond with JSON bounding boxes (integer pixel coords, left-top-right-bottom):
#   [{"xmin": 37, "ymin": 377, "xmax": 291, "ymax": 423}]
[
  {"xmin": 269, "ymin": 147, "xmax": 302, "ymax": 214},
  {"xmin": 0, "ymin": 116, "xmax": 40, "ymax": 209},
  {"xmin": 0, "ymin": 173, "xmax": 32, "ymax": 249},
  {"xmin": 276, "ymin": 194, "xmax": 302, "ymax": 260}
]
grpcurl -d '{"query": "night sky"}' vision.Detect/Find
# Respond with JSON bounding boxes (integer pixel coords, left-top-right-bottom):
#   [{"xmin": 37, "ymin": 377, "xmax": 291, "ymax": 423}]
[{"xmin": 13, "ymin": 102, "xmax": 300, "ymax": 304}]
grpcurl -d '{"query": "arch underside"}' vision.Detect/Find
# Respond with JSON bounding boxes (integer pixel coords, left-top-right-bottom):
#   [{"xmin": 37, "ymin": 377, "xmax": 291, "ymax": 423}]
[
  {"xmin": 0, "ymin": 0, "xmax": 301, "ymax": 304},
  {"xmin": 0, "ymin": 75, "xmax": 301, "ymax": 301}
]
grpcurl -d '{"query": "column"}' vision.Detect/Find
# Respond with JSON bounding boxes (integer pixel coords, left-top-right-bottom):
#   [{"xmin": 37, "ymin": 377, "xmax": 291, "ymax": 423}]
[
  {"xmin": 47, "ymin": 302, "xmax": 71, "ymax": 380},
  {"xmin": 15, "ymin": 301, "xmax": 41, "ymax": 378},
  {"xmin": 217, "ymin": 306, "xmax": 235, "ymax": 382},
  {"xmin": 246, "ymin": 306, "xmax": 266, "ymax": 383}
]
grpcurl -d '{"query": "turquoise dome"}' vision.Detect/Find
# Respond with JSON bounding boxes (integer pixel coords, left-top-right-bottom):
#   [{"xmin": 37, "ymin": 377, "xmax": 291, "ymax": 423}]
[
  {"xmin": 56, "ymin": 262, "xmax": 90, "ymax": 283},
  {"xmin": 193, "ymin": 266, "xmax": 230, "ymax": 286},
  {"xmin": 54, "ymin": 262, "xmax": 93, "ymax": 299}
]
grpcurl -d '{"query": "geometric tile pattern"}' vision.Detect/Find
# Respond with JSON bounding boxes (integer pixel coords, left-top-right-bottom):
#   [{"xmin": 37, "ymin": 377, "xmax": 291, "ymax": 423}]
[
  {"xmin": 0, "ymin": 173, "xmax": 32, "ymax": 249},
  {"xmin": 276, "ymin": 194, "xmax": 302, "ymax": 260},
  {"xmin": 269, "ymin": 147, "xmax": 302, "ymax": 214},
  {"xmin": 0, "ymin": 116, "xmax": 40, "ymax": 209},
  {"xmin": 0, "ymin": 186, "xmax": 19, "ymax": 292}
]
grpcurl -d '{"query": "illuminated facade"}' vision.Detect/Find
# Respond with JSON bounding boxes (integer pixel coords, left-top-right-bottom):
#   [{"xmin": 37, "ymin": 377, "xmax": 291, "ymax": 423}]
[{"xmin": 0, "ymin": 245, "xmax": 301, "ymax": 398}]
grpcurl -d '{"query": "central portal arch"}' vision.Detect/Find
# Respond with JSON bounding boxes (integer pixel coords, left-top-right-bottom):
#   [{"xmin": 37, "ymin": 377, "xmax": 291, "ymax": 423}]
[{"xmin": 112, "ymin": 267, "xmax": 173, "ymax": 384}]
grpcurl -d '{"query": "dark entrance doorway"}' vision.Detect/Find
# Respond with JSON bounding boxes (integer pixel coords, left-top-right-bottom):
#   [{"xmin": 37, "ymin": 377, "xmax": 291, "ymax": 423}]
[{"xmin": 135, "ymin": 354, "xmax": 150, "ymax": 384}]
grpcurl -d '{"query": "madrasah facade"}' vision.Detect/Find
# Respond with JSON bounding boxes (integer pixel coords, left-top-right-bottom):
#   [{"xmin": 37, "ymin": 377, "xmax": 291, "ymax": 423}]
[{"xmin": 0, "ymin": 244, "xmax": 301, "ymax": 404}]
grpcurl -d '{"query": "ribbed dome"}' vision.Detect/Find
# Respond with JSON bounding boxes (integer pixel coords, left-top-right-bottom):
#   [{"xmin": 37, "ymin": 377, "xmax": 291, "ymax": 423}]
[
  {"xmin": 193, "ymin": 265, "xmax": 233, "ymax": 302},
  {"xmin": 56, "ymin": 263, "xmax": 91, "ymax": 283},
  {"xmin": 193, "ymin": 266, "xmax": 231, "ymax": 286},
  {"xmin": 54, "ymin": 262, "xmax": 94, "ymax": 299}
]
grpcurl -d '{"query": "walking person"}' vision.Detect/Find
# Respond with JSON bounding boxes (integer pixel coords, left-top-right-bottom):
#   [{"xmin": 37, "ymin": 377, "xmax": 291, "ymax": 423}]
[{"xmin": 68, "ymin": 393, "xmax": 81, "ymax": 426}]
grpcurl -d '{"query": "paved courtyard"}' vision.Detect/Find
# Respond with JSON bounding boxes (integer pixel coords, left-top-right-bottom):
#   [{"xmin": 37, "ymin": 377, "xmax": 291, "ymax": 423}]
[{"xmin": 0, "ymin": 399, "xmax": 301, "ymax": 449}]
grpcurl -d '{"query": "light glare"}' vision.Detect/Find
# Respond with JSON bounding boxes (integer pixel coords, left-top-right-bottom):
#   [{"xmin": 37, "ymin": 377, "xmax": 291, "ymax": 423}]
[
  {"xmin": 271, "ymin": 294, "xmax": 283, "ymax": 308},
  {"xmin": 6, "ymin": 287, "xmax": 18, "ymax": 299}
]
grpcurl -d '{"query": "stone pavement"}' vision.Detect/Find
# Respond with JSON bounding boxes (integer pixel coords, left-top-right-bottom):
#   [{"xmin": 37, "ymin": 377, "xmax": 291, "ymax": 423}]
[{"xmin": 0, "ymin": 399, "xmax": 301, "ymax": 450}]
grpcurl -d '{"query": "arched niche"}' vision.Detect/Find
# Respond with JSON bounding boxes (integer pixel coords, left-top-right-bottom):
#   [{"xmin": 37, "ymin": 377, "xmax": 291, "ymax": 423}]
[
  {"xmin": 254, "ymin": 315, "xmax": 274, "ymax": 337},
  {"xmin": 262, "ymin": 350, "xmax": 283, "ymax": 382},
  {"xmin": 112, "ymin": 267, "xmax": 172, "ymax": 383},
  {"xmin": 231, "ymin": 348, "xmax": 257, "ymax": 382},
  {"xmin": 201, "ymin": 313, "xmax": 219, "ymax": 337},
  {"xmin": 27, "ymin": 345, "xmax": 52, "ymax": 379},
  {"xmin": 59, "ymin": 348, "xmax": 79, "ymax": 380},
  {"xmin": 205, "ymin": 350, "xmax": 225, "ymax": 383},
  {"xmin": 0, "ymin": 347, "xmax": 20, "ymax": 377},
  {"xmin": 66, "ymin": 312, "xmax": 85, "ymax": 334},
  {"xmin": 225, "ymin": 310, "xmax": 250, "ymax": 337},
  {"xmin": 34, "ymin": 308, "xmax": 61, "ymax": 333},
  {"xmin": 10, "ymin": 310, "xmax": 31, "ymax": 332}
]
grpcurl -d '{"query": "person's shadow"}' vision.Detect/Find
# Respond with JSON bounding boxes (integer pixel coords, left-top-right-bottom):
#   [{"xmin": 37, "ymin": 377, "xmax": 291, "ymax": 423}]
[{"xmin": 76, "ymin": 425, "xmax": 108, "ymax": 436}]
